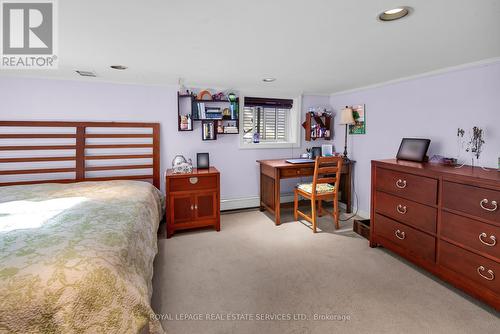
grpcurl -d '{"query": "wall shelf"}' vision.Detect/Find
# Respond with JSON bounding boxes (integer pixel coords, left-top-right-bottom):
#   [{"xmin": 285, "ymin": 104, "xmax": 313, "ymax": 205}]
[
  {"xmin": 177, "ymin": 92, "xmax": 239, "ymax": 139},
  {"xmin": 302, "ymin": 112, "xmax": 332, "ymax": 141}
]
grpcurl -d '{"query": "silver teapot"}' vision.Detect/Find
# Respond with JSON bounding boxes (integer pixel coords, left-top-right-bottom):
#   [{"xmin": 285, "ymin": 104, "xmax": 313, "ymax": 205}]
[
  {"xmin": 172, "ymin": 155, "xmax": 187, "ymax": 167},
  {"xmin": 172, "ymin": 155, "xmax": 193, "ymax": 174}
]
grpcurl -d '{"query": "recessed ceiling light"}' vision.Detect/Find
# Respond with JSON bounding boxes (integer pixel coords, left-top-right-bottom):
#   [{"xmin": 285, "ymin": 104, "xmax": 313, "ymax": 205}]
[
  {"xmin": 385, "ymin": 8, "xmax": 404, "ymax": 15},
  {"xmin": 263, "ymin": 77, "xmax": 276, "ymax": 82},
  {"xmin": 379, "ymin": 7, "xmax": 410, "ymax": 21},
  {"xmin": 75, "ymin": 70, "xmax": 96, "ymax": 77},
  {"xmin": 110, "ymin": 65, "xmax": 128, "ymax": 70}
]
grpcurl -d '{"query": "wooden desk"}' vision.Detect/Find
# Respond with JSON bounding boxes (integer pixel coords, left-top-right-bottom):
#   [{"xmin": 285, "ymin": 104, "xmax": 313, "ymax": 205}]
[{"xmin": 257, "ymin": 159, "xmax": 354, "ymax": 225}]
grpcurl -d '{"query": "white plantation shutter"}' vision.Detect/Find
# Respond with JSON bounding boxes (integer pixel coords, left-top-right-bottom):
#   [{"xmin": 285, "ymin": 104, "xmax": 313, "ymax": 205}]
[
  {"xmin": 243, "ymin": 98, "xmax": 291, "ymax": 143},
  {"xmin": 276, "ymin": 108, "xmax": 286, "ymax": 140},
  {"xmin": 243, "ymin": 106, "xmax": 254, "ymax": 142}
]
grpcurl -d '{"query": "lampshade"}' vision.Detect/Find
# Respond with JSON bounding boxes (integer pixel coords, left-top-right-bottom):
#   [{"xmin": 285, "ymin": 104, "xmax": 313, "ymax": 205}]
[{"xmin": 339, "ymin": 106, "xmax": 355, "ymax": 125}]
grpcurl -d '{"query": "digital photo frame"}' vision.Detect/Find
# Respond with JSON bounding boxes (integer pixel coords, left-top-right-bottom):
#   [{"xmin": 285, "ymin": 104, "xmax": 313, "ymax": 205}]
[
  {"xmin": 396, "ymin": 138, "xmax": 431, "ymax": 162},
  {"xmin": 196, "ymin": 152, "xmax": 210, "ymax": 169}
]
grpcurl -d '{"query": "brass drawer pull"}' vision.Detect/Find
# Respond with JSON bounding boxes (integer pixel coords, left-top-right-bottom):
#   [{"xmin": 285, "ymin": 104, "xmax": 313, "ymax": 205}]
[
  {"xmin": 190, "ymin": 204, "xmax": 194, "ymax": 211},
  {"xmin": 396, "ymin": 204, "xmax": 407, "ymax": 214},
  {"xmin": 477, "ymin": 266, "xmax": 495, "ymax": 281},
  {"xmin": 395, "ymin": 229, "xmax": 406, "ymax": 240},
  {"xmin": 479, "ymin": 233, "xmax": 497, "ymax": 247},
  {"xmin": 395, "ymin": 179, "xmax": 407, "ymax": 189},
  {"xmin": 479, "ymin": 199, "xmax": 497, "ymax": 212},
  {"xmin": 189, "ymin": 177, "xmax": 199, "ymax": 184}
]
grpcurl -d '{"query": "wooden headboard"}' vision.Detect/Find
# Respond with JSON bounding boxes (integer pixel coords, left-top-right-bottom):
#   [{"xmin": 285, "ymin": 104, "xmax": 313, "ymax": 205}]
[{"xmin": 0, "ymin": 121, "xmax": 160, "ymax": 188}]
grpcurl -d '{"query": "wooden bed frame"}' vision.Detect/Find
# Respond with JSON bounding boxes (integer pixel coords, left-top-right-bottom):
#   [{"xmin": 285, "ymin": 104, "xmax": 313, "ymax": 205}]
[{"xmin": 0, "ymin": 121, "xmax": 160, "ymax": 188}]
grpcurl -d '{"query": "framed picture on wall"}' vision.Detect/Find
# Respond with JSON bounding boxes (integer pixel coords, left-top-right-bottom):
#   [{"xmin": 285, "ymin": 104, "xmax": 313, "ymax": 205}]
[{"xmin": 349, "ymin": 104, "xmax": 366, "ymax": 134}]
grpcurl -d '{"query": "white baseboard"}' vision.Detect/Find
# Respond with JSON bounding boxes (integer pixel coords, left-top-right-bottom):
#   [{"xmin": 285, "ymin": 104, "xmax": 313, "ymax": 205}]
[
  {"xmin": 220, "ymin": 196, "xmax": 260, "ymax": 211},
  {"xmin": 220, "ymin": 194, "xmax": 369, "ymax": 219}
]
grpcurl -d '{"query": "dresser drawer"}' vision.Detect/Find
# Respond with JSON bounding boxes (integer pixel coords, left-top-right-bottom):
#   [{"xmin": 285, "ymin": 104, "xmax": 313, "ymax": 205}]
[
  {"xmin": 375, "ymin": 214, "xmax": 435, "ymax": 262},
  {"xmin": 375, "ymin": 191, "xmax": 437, "ymax": 234},
  {"xmin": 442, "ymin": 181, "xmax": 500, "ymax": 223},
  {"xmin": 376, "ymin": 168, "xmax": 437, "ymax": 206},
  {"xmin": 168, "ymin": 175, "xmax": 217, "ymax": 192},
  {"xmin": 281, "ymin": 167, "xmax": 314, "ymax": 178},
  {"xmin": 440, "ymin": 241, "xmax": 500, "ymax": 294},
  {"xmin": 441, "ymin": 211, "xmax": 499, "ymax": 261}
]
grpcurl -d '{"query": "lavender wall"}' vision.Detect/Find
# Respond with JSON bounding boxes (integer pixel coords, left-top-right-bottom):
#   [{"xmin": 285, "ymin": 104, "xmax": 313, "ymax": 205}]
[
  {"xmin": 0, "ymin": 76, "xmax": 331, "ymax": 206},
  {"xmin": 330, "ymin": 61, "xmax": 500, "ymax": 216}
]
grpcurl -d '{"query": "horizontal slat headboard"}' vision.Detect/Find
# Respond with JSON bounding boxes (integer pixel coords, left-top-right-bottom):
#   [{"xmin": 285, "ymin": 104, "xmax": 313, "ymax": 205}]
[{"xmin": 0, "ymin": 121, "xmax": 160, "ymax": 189}]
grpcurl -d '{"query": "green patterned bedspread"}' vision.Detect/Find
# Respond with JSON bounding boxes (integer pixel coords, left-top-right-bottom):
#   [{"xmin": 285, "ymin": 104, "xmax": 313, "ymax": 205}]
[{"xmin": 0, "ymin": 181, "xmax": 165, "ymax": 334}]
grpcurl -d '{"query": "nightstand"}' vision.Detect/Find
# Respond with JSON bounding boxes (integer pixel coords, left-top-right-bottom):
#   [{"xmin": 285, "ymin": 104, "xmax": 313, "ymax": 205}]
[{"xmin": 165, "ymin": 167, "xmax": 220, "ymax": 238}]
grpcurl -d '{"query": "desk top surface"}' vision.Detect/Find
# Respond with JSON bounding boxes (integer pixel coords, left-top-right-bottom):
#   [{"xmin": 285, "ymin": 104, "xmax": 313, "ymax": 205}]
[{"xmin": 257, "ymin": 158, "xmax": 354, "ymax": 168}]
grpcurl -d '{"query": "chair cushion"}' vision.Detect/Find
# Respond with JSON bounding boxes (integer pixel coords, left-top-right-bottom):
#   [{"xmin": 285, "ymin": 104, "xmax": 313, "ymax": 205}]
[{"xmin": 297, "ymin": 183, "xmax": 335, "ymax": 194}]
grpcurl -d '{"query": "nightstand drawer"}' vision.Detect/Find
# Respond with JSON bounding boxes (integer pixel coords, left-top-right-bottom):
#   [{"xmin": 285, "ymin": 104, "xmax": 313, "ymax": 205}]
[
  {"xmin": 440, "ymin": 241, "xmax": 500, "ymax": 295},
  {"xmin": 376, "ymin": 168, "xmax": 437, "ymax": 206},
  {"xmin": 375, "ymin": 214, "xmax": 435, "ymax": 262},
  {"xmin": 441, "ymin": 211, "xmax": 499, "ymax": 260},
  {"xmin": 375, "ymin": 191, "xmax": 436, "ymax": 234},
  {"xmin": 168, "ymin": 175, "xmax": 217, "ymax": 192},
  {"xmin": 442, "ymin": 181, "xmax": 499, "ymax": 223}
]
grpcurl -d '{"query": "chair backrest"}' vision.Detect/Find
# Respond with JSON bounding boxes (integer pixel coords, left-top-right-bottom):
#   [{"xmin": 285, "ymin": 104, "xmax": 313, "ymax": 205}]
[{"xmin": 311, "ymin": 156, "xmax": 343, "ymax": 196}]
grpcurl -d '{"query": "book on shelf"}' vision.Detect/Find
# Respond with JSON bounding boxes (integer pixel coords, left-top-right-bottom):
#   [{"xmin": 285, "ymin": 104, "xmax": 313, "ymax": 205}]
[
  {"xmin": 191, "ymin": 99, "xmax": 199, "ymax": 119},
  {"xmin": 224, "ymin": 126, "xmax": 238, "ymax": 134},
  {"xmin": 205, "ymin": 107, "xmax": 221, "ymax": 119},
  {"xmin": 197, "ymin": 102, "xmax": 206, "ymax": 119},
  {"xmin": 206, "ymin": 107, "xmax": 221, "ymax": 112},
  {"xmin": 203, "ymin": 122, "xmax": 216, "ymax": 139}
]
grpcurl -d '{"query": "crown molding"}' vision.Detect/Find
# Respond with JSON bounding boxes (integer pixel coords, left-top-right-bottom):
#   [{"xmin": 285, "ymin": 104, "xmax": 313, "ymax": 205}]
[{"xmin": 330, "ymin": 57, "xmax": 500, "ymax": 97}]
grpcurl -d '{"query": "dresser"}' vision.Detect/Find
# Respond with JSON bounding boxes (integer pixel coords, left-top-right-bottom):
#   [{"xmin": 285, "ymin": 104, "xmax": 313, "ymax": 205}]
[
  {"xmin": 371, "ymin": 159, "xmax": 500, "ymax": 310},
  {"xmin": 166, "ymin": 167, "xmax": 220, "ymax": 238}
]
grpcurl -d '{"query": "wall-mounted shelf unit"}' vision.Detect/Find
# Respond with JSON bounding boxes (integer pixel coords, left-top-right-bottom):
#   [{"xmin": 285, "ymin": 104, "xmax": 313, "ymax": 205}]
[
  {"xmin": 178, "ymin": 94, "xmax": 194, "ymax": 131},
  {"xmin": 177, "ymin": 92, "xmax": 239, "ymax": 139},
  {"xmin": 302, "ymin": 112, "xmax": 332, "ymax": 141}
]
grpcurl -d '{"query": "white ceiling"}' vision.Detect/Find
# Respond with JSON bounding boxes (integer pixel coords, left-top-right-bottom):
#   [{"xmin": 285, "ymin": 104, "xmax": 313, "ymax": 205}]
[{"xmin": 1, "ymin": 0, "xmax": 499, "ymax": 94}]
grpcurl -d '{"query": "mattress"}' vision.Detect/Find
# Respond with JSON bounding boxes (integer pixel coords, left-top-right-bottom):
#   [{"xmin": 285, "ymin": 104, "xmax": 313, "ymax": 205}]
[{"xmin": 0, "ymin": 181, "xmax": 165, "ymax": 334}]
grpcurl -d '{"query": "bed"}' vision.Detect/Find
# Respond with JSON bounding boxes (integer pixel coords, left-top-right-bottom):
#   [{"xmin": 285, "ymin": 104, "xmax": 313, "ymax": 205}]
[{"xmin": 0, "ymin": 121, "xmax": 164, "ymax": 333}]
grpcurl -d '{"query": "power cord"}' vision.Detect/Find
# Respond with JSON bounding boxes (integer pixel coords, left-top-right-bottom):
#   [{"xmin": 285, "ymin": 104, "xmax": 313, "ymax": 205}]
[{"xmin": 340, "ymin": 165, "xmax": 359, "ymax": 221}]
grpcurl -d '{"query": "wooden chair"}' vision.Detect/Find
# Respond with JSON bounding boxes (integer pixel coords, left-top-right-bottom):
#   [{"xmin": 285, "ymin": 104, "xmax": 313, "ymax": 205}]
[{"xmin": 294, "ymin": 156, "xmax": 343, "ymax": 233}]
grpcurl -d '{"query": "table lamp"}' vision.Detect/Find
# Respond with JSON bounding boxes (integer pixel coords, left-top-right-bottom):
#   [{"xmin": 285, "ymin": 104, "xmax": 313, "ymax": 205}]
[{"xmin": 339, "ymin": 106, "xmax": 355, "ymax": 159}]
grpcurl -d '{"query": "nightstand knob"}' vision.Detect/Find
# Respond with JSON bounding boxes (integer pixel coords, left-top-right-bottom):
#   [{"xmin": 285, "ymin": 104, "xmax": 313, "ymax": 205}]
[{"xmin": 189, "ymin": 177, "xmax": 199, "ymax": 184}]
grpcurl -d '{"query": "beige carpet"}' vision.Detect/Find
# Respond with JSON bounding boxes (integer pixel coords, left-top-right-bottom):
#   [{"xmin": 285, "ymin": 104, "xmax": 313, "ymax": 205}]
[{"xmin": 151, "ymin": 207, "xmax": 499, "ymax": 334}]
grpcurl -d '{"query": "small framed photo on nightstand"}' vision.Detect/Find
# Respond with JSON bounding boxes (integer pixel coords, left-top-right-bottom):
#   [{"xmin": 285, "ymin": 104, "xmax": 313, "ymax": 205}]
[{"xmin": 197, "ymin": 153, "xmax": 210, "ymax": 169}]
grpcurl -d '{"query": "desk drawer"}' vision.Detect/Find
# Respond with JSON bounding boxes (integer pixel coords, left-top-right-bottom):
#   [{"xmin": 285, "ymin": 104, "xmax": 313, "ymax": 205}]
[
  {"xmin": 376, "ymin": 168, "xmax": 437, "ymax": 206},
  {"xmin": 440, "ymin": 241, "xmax": 500, "ymax": 294},
  {"xmin": 442, "ymin": 181, "xmax": 499, "ymax": 223},
  {"xmin": 281, "ymin": 167, "xmax": 314, "ymax": 178},
  {"xmin": 168, "ymin": 175, "xmax": 217, "ymax": 192},
  {"xmin": 375, "ymin": 191, "xmax": 436, "ymax": 234},
  {"xmin": 441, "ymin": 211, "xmax": 499, "ymax": 261},
  {"xmin": 375, "ymin": 214, "xmax": 435, "ymax": 262}
]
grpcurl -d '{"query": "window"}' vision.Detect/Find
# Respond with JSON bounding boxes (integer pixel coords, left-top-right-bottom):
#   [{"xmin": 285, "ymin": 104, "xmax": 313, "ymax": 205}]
[{"xmin": 241, "ymin": 96, "xmax": 300, "ymax": 148}]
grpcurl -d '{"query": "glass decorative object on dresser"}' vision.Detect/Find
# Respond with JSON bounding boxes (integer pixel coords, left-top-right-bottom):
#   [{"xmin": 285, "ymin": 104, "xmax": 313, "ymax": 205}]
[{"xmin": 455, "ymin": 126, "xmax": 489, "ymax": 170}]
